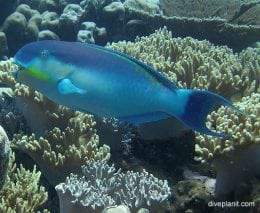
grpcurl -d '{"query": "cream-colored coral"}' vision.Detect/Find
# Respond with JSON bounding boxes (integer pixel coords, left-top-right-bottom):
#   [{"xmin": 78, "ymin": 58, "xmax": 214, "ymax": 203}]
[
  {"xmin": 238, "ymin": 47, "xmax": 260, "ymax": 96},
  {"xmin": 11, "ymin": 91, "xmax": 111, "ymax": 185},
  {"xmin": 12, "ymin": 112, "xmax": 111, "ymax": 185},
  {"xmin": 107, "ymin": 27, "xmax": 258, "ymax": 98},
  {"xmin": 0, "ymin": 151, "xmax": 48, "ymax": 213},
  {"xmin": 195, "ymin": 92, "xmax": 260, "ymax": 163},
  {"xmin": 0, "ymin": 59, "xmax": 17, "ymax": 90}
]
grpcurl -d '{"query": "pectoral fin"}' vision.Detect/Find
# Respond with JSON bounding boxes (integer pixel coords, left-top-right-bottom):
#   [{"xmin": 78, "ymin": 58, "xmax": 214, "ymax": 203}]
[{"xmin": 57, "ymin": 78, "xmax": 86, "ymax": 95}]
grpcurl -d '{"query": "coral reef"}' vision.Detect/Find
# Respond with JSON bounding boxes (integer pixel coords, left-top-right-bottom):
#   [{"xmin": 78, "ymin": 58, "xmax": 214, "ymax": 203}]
[
  {"xmin": 0, "ymin": 125, "xmax": 10, "ymax": 190},
  {"xmin": 38, "ymin": 29, "xmax": 59, "ymax": 40},
  {"xmin": 80, "ymin": 0, "xmax": 114, "ymax": 20},
  {"xmin": 230, "ymin": 0, "xmax": 260, "ymax": 25},
  {"xmin": 159, "ymin": 0, "xmax": 242, "ymax": 20},
  {"xmin": 107, "ymin": 27, "xmax": 260, "ymax": 197},
  {"xmin": 107, "ymin": 27, "xmax": 258, "ymax": 98},
  {"xmin": 103, "ymin": 2, "xmax": 125, "ymax": 20},
  {"xmin": 124, "ymin": 4, "xmax": 260, "ymax": 51},
  {"xmin": 124, "ymin": 0, "xmax": 162, "ymax": 15},
  {"xmin": 0, "ymin": 60, "xmax": 28, "ymax": 137},
  {"xmin": 40, "ymin": 11, "xmax": 59, "ymax": 35},
  {"xmin": 195, "ymin": 92, "xmax": 260, "ymax": 195},
  {"xmin": 77, "ymin": 21, "xmax": 106, "ymax": 44},
  {"xmin": 59, "ymin": 4, "xmax": 84, "ymax": 40},
  {"xmin": 1, "ymin": 0, "xmax": 259, "ymax": 58},
  {"xmin": 0, "ymin": 23, "xmax": 258, "ymax": 211},
  {"xmin": 195, "ymin": 92, "xmax": 259, "ymax": 163},
  {"xmin": 12, "ymin": 112, "xmax": 111, "ymax": 185},
  {"xmin": 55, "ymin": 160, "xmax": 171, "ymax": 213},
  {"xmin": 2, "ymin": 4, "xmax": 42, "ymax": 54},
  {"xmin": 0, "ymin": 151, "xmax": 48, "ymax": 212}
]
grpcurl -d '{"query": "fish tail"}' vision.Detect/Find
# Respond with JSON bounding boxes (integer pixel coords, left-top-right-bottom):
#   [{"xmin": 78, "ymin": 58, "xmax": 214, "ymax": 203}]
[{"xmin": 173, "ymin": 89, "xmax": 244, "ymax": 137}]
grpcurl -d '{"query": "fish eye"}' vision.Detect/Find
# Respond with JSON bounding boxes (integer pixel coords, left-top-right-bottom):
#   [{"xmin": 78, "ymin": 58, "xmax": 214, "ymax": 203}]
[{"xmin": 41, "ymin": 50, "xmax": 49, "ymax": 58}]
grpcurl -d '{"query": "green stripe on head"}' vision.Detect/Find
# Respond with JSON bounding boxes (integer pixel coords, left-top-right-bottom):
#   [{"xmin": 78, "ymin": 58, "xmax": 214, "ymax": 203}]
[{"xmin": 27, "ymin": 65, "xmax": 50, "ymax": 81}]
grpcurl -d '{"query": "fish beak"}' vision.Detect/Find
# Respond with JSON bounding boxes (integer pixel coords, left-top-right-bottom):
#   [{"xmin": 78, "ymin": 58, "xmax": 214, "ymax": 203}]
[{"xmin": 12, "ymin": 60, "xmax": 24, "ymax": 80}]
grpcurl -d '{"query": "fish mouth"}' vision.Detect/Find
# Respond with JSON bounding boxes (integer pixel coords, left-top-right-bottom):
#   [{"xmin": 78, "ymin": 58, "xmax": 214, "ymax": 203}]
[
  {"xmin": 12, "ymin": 59, "xmax": 26, "ymax": 80},
  {"xmin": 13, "ymin": 59, "xmax": 26, "ymax": 70}
]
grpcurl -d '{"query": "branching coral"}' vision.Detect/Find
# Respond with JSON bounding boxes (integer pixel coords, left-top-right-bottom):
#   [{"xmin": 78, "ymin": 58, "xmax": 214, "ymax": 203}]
[
  {"xmin": 0, "ymin": 151, "xmax": 48, "ymax": 212},
  {"xmin": 194, "ymin": 92, "xmax": 259, "ymax": 195},
  {"xmin": 238, "ymin": 47, "xmax": 260, "ymax": 96},
  {"xmin": 0, "ymin": 59, "xmax": 111, "ymax": 185},
  {"xmin": 55, "ymin": 160, "xmax": 171, "ymax": 213},
  {"xmin": 107, "ymin": 27, "xmax": 258, "ymax": 99},
  {"xmin": 195, "ymin": 92, "xmax": 259, "ymax": 163},
  {"xmin": 12, "ymin": 112, "xmax": 111, "ymax": 185},
  {"xmin": 0, "ymin": 60, "xmax": 32, "ymax": 136},
  {"xmin": 0, "ymin": 59, "xmax": 17, "ymax": 89}
]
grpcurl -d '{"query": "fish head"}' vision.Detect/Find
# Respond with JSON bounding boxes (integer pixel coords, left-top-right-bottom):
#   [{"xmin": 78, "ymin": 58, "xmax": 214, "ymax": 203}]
[{"xmin": 13, "ymin": 41, "xmax": 72, "ymax": 93}]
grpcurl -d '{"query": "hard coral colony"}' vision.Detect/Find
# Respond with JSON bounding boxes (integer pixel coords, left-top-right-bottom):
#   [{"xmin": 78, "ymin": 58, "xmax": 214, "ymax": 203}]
[{"xmin": 0, "ymin": 0, "xmax": 259, "ymax": 212}]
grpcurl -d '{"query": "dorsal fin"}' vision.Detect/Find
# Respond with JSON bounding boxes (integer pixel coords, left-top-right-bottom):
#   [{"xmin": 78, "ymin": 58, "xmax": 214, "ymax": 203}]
[{"xmin": 83, "ymin": 42, "xmax": 179, "ymax": 91}]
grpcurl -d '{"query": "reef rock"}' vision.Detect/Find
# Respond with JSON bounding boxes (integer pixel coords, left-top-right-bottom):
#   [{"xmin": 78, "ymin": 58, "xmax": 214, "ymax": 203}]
[{"xmin": 0, "ymin": 125, "xmax": 10, "ymax": 190}]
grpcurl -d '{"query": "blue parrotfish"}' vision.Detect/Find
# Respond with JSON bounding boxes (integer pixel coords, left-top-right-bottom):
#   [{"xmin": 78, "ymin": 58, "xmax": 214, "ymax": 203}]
[{"xmin": 13, "ymin": 40, "xmax": 242, "ymax": 137}]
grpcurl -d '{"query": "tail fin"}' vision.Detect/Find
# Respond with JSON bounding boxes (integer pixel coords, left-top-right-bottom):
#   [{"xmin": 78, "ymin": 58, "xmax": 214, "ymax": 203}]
[{"xmin": 175, "ymin": 89, "xmax": 244, "ymax": 137}]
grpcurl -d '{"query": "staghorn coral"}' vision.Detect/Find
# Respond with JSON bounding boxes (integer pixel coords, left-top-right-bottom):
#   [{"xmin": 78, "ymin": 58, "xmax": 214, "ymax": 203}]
[
  {"xmin": 0, "ymin": 59, "xmax": 111, "ymax": 186},
  {"xmin": 107, "ymin": 27, "xmax": 258, "ymax": 99},
  {"xmin": 55, "ymin": 160, "xmax": 171, "ymax": 213},
  {"xmin": 0, "ymin": 151, "xmax": 48, "ymax": 212}
]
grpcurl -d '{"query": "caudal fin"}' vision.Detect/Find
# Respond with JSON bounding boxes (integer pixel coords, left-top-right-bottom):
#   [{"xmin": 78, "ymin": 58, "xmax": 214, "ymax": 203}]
[{"xmin": 175, "ymin": 89, "xmax": 244, "ymax": 137}]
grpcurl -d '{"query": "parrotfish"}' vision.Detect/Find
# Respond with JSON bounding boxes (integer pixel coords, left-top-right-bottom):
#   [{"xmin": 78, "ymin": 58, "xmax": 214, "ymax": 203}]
[{"xmin": 13, "ymin": 41, "xmax": 242, "ymax": 137}]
